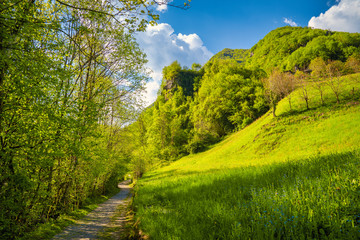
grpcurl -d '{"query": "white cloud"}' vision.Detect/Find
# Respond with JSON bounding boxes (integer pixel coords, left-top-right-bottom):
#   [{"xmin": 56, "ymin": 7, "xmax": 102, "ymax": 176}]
[
  {"xmin": 155, "ymin": 1, "xmax": 173, "ymax": 13},
  {"xmin": 156, "ymin": 3, "xmax": 168, "ymax": 13},
  {"xmin": 308, "ymin": 0, "xmax": 360, "ymax": 33},
  {"xmin": 177, "ymin": 33, "xmax": 204, "ymax": 50},
  {"xmin": 136, "ymin": 23, "xmax": 213, "ymax": 106},
  {"xmin": 283, "ymin": 18, "xmax": 298, "ymax": 27}
]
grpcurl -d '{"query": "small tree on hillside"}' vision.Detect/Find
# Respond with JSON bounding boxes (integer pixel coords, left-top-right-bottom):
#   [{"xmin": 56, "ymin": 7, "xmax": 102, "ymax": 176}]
[
  {"xmin": 295, "ymin": 71, "xmax": 311, "ymax": 110},
  {"xmin": 345, "ymin": 55, "xmax": 360, "ymax": 98},
  {"xmin": 345, "ymin": 55, "xmax": 360, "ymax": 74},
  {"xmin": 326, "ymin": 60, "xmax": 344, "ymax": 104},
  {"xmin": 283, "ymin": 73, "xmax": 296, "ymax": 110},
  {"xmin": 309, "ymin": 57, "xmax": 327, "ymax": 105},
  {"xmin": 263, "ymin": 69, "xmax": 295, "ymax": 117}
]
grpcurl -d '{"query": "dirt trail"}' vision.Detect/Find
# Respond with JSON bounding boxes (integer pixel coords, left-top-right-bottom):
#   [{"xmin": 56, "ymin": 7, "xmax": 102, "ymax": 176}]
[{"xmin": 52, "ymin": 180, "xmax": 132, "ymax": 240}]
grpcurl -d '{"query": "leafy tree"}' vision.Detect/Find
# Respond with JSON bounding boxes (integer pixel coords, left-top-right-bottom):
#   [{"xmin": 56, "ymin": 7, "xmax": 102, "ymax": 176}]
[
  {"xmin": 192, "ymin": 63, "xmax": 202, "ymax": 71},
  {"xmin": 162, "ymin": 61, "xmax": 202, "ymax": 97},
  {"xmin": 309, "ymin": 57, "xmax": 327, "ymax": 105},
  {"xmin": 325, "ymin": 60, "xmax": 345, "ymax": 103},
  {"xmin": 295, "ymin": 71, "xmax": 311, "ymax": 110},
  {"xmin": 345, "ymin": 54, "xmax": 360, "ymax": 73},
  {"xmin": 193, "ymin": 59, "xmax": 267, "ymax": 141},
  {"xmin": 263, "ymin": 69, "xmax": 294, "ymax": 117}
]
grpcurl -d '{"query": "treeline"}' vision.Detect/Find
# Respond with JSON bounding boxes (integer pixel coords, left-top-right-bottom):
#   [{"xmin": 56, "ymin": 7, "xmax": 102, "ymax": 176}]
[
  {"xmin": 128, "ymin": 27, "xmax": 360, "ymax": 177},
  {"xmin": 0, "ymin": 0, "xmax": 160, "ymax": 238}
]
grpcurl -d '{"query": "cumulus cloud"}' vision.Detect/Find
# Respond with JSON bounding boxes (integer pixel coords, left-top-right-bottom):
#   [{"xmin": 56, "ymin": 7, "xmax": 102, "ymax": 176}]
[
  {"xmin": 283, "ymin": 18, "xmax": 298, "ymax": 27},
  {"xmin": 308, "ymin": 0, "xmax": 360, "ymax": 33},
  {"xmin": 136, "ymin": 23, "xmax": 213, "ymax": 106}
]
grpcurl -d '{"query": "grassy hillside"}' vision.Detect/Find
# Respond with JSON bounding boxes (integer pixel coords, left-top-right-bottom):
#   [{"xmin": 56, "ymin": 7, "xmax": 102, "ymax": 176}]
[{"xmin": 133, "ymin": 74, "xmax": 360, "ymax": 239}]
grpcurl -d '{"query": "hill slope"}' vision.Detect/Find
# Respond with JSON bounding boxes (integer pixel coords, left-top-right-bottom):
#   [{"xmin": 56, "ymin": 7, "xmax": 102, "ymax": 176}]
[
  {"xmin": 214, "ymin": 27, "xmax": 360, "ymax": 73},
  {"xmin": 133, "ymin": 74, "xmax": 360, "ymax": 239}
]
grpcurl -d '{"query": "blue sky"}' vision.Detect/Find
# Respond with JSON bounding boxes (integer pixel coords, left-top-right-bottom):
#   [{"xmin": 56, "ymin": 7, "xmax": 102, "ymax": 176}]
[
  {"xmin": 159, "ymin": 0, "xmax": 339, "ymax": 53},
  {"xmin": 136, "ymin": 0, "xmax": 360, "ymax": 105}
]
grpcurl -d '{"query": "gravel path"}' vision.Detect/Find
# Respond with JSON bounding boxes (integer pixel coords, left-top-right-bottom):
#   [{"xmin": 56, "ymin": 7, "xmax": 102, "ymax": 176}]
[{"xmin": 52, "ymin": 180, "xmax": 132, "ymax": 240}]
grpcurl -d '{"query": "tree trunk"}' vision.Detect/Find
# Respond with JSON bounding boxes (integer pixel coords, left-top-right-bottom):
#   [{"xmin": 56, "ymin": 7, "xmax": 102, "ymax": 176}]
[
  {"xmin": 288, "ymin": 96, "xmax": 292, "ymax": 110},
  {"xmin": 305, "ymin": 98, "xmax": 309, "ymax": 110},
  {"xmin": 272, "ymin": 102, "xmax": 277, "ymax": 117},
  {"xmin": 335, "ymin": 92, "xmax": 340, "ymax": 103}
]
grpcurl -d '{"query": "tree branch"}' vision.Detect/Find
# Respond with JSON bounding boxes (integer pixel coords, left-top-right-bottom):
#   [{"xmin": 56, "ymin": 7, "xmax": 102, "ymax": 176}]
[{"xmin": 55, "ymin": 0, "xmax": 114, "ymax": 17}]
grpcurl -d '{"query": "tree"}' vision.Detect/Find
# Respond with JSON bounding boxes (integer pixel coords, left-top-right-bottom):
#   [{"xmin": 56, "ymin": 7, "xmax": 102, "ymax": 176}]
[
  {"xmin": 325, "ymin": 60, "xmax": 345, "ymax": 104},
  {"xmin": 162, "ymin": 61, "xmax": 202, "ymax": 97},
  {"xmin": 193, "ymin": 59, "xmax": 266, "ymax": 139},
  {"xmin": 192, "ymin": 63, "xmax": 202, "ymax": 71},
  {"xmin": 295, "ymin": 71, "xmax": 311, "ymax": 110},
  {"xmin": 283, "ymin": 73, "xmax": 296, "ymax": 110},
  {"xmin": 263, "ymin": 69, "xmax": 294, "ymax": 117},
  {"xmin": 345, "ymin": 55, "xmax": 360, "ymax": 74},
  {"xmin": 309, "ymin": 57, "xmax": 327, "ymax": 105}
]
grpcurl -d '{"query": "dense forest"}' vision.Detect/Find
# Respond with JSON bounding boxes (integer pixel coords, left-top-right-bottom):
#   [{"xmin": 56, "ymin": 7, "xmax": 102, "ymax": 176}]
[
  {"xmin": 126, "ymin": 26, "xmax": 360, "ymax": 177},
  {"xmin": 245, "ymin": 26, "xmax": 360, "ymax": 72}
]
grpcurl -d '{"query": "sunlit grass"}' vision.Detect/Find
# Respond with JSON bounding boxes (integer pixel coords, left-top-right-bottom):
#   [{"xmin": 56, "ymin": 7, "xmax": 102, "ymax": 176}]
[
  {"xmin": 134, "ymin": 74, "xmax": 360, "ymax": 239},
  {"xmin": 135, "ymin": 152, "xmax": 360, "ymax": 239}
]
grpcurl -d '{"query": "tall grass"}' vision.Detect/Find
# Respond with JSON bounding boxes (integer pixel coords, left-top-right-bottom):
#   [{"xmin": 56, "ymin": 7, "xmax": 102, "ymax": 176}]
[
  {"xmin": 135, "ymin": 152, "xmax": 360, "ymax": 239},
  {"xmin": 133, "ymin": 74, "xmax": 360, "ymax": 239}
]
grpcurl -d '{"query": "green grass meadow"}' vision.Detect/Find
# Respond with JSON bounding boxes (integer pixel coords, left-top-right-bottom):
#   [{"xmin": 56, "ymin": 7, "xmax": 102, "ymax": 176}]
[{"xmin": 133, "ymin": 74, "xmax": 360, "ymax": 239}]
